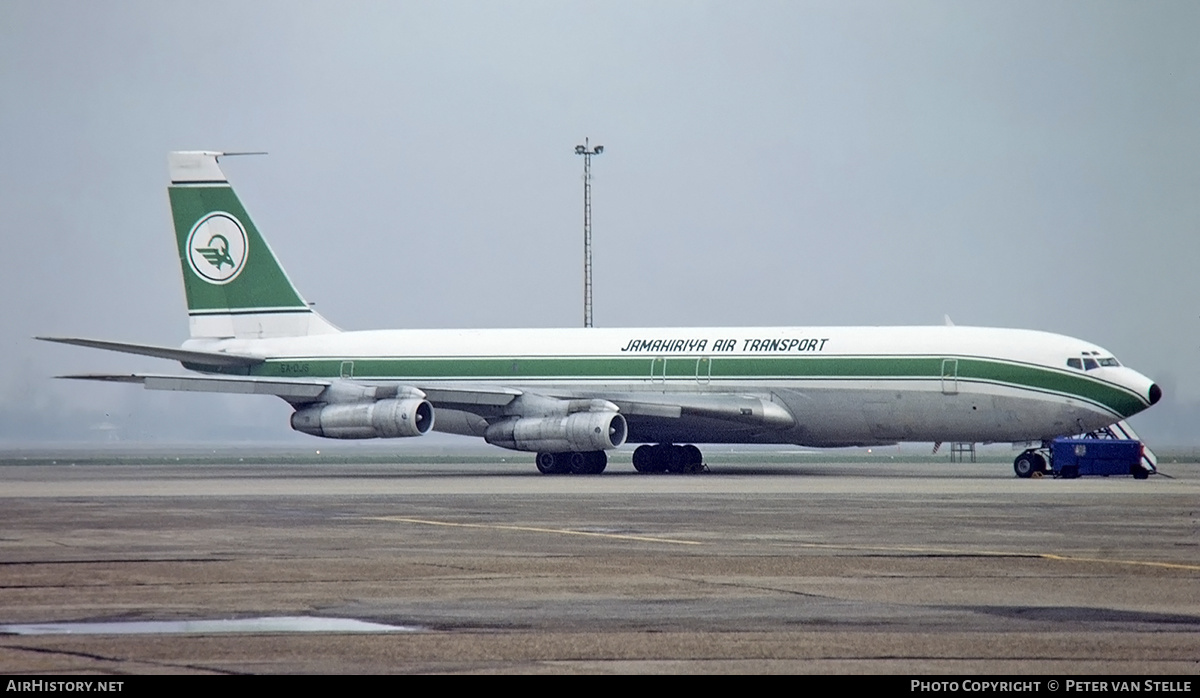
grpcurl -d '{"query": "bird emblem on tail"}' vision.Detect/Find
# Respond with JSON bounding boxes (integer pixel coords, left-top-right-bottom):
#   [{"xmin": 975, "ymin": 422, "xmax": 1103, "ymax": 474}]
[
  {"xmin": 195, "ymin": 234, "xmax": 235, "ymax": 270},
  {"xmin": 184, "ymin": 212, "xmax": 248, "ymax": 284}
]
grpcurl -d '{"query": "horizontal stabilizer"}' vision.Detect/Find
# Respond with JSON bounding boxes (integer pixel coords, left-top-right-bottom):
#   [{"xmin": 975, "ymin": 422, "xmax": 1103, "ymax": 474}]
[
  {"xmin": 37, "ymin": 337, "xmax": 263, "ymax": 368},
  {"xmin": 60, "ymin": 373, "xmax": 329, "ymax": 401}
]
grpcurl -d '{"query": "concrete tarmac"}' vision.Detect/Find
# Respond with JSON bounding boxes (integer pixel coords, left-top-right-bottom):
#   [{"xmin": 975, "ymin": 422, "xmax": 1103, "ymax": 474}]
[{"xmin": 1, "ymin": 454, "xmax": 1197, "ymax": 674}]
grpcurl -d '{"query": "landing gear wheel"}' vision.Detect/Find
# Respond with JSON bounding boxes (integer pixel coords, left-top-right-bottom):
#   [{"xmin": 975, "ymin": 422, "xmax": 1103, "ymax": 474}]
[
  {"xmin": 568, "ymin": 451, "xmax": 590, "ymax": 475},
  {"xmin": 567, "ymin": 451, "xmax": 607, "ymax": 475},
  {"xmin": 634, "ymin": 444, "xmax": 669, "ymax": 473},
  {"xmin": 660, "ymin": 444, "xmax": 683, "ymax": 473},
  {"xmin": 633, "ymin": 444, "xmax": 666, "ymax": 473},
  {"xmin": 586, "ymin": 450, "xmax": 607, "ymax": 474},
  {"xmin": 1014, "ymin": 451, "xmax": 1042, "ymax": 478},
  {"xmin": 632, "ymin": 445, "xmax": 654, "ymax": 473},
  {"xmin": 536, "ymin": 452, "xmax": 566, "ymax": 475},
  {"xmin": 679, "ymin": 444, "xmax": 704, "ymax": 473},
  {"xmin": 633, "ymin": 444, "xmax": 704, "ymax": 473}
]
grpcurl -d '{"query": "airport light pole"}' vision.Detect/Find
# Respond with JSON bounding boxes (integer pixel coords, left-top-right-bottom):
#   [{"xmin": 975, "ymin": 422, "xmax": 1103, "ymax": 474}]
[{"xmin": 575, "ymin": 138, "xmax": 603, "ymax": 328}]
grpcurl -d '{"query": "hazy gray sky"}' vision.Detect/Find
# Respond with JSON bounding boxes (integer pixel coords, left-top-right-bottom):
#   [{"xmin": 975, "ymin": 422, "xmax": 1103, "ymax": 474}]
[{"xmin": 3, "ymin": 1, "xmax": 1198, "ymax": 445}]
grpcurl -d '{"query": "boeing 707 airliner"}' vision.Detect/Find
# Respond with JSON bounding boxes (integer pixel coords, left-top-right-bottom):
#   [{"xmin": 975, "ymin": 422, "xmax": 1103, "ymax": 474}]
[{"xmin": 40, "ymin": 151, "xmax": 1162, "ymax": 476}]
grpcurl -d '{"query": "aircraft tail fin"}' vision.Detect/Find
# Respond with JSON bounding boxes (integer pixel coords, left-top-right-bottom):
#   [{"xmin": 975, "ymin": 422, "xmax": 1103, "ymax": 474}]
[{"xmin": 168, "ymin": 151, "xmax": 340, "ymax": 339}]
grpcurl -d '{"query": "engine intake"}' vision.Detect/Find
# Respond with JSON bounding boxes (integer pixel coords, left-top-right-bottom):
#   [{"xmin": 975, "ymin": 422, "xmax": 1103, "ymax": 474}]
[
  {"xmin": 291, "ymin": 398, "xmax": 434, "ymax": 439},
  {"xmin": 484, "ymin": 411, "xmax": 627, "ymax": 452}
]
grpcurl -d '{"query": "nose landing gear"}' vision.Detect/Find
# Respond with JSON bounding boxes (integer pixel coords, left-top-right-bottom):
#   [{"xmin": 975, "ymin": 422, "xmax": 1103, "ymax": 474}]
[{"xmin": 1013, "ymin": 449, "xmax": 1048, "ymax": 478}]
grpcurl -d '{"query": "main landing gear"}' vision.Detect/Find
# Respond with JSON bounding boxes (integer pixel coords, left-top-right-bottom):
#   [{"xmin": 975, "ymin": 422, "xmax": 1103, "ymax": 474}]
[
  {"xmin": 532, "ymin": 445, "xmax": 707, "ymax": 475},
  {"xmin": 631, "ymin": 443, "xmax": 705, "ymax": 474},
  {"xmin": 535, "ymin": 450, "xmax": 607, "ymax": 475}
]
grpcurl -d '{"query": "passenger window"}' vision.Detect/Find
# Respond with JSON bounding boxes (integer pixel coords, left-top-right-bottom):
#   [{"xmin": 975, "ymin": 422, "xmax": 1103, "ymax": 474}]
[{"xmin": 1067, "ymin": 358, "xmax": 1082, "ymax": 370}]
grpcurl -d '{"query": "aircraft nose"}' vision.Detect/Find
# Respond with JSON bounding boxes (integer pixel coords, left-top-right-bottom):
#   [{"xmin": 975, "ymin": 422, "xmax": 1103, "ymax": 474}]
[{"xmin": 1149, "ymin": 383, "xmax": 1162, "ymax": 405}]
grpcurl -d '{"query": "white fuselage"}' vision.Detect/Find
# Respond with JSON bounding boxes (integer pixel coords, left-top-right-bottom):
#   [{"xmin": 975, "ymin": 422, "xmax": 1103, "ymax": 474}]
[{"xmin": 186, "ymin": 324, "xmax": 1159, "ymax": 447}]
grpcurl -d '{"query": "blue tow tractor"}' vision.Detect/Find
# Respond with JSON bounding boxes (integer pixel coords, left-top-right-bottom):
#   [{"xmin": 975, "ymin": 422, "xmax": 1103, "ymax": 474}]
[{"xmin": 1013, "ymin": 438, "xmax": 1153, "ymax": 479}]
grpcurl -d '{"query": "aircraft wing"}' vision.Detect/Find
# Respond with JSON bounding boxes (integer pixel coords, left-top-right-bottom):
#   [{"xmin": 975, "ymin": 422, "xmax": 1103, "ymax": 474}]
[
  {"xmin": 59, "ymin": 373, "xmax": 525, "ymax": 409},
  {"xmin": 59, "ymin": 371, "xmax": 796, "ymax": 440}
]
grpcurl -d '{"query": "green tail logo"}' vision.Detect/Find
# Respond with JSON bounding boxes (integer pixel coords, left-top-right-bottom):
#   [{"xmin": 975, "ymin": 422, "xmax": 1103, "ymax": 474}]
[
  {"xmin": 186, "ymin": 214, "xmax": 248, "ymax": 284},
  {"xmin": 198, "ymin": 235, "xmax": 234, "ymax": 270}
]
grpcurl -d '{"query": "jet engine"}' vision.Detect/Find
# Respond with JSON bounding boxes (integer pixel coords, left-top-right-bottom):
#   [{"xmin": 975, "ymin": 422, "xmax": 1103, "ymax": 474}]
[
  {"xmin": 291, "ymin": 398, "xmax": 434, "ymax": 439},
  {"xmin": 483, "ymin": 411, "xmax": 627, "ymax": 453}
]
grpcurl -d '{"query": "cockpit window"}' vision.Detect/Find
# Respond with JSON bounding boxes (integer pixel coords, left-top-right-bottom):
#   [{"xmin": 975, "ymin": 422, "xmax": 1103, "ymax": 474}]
[{"xmin": 1068, "ymin": 354, "xmax": 1121, "ymax": 371}]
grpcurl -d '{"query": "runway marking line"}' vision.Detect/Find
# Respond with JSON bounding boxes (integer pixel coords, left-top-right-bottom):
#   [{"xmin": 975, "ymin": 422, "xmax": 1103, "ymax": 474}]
[
  {"xmin": 369, "ymin": 518, "xmax": 1198, "ymax": 570},
  {"xmin": 793, "ymin": 543, "xmax": 1200, "ymax": 572},
  {"xmin": 369, "ymin": 516, "xmax": 702, "ymax": 546}
]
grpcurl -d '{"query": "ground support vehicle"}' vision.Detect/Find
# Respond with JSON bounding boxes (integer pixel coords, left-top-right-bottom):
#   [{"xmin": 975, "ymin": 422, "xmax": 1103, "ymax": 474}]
[{"xmin": 1013, "ymin": 437, "xmax": 1153, "ymax": 479}]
